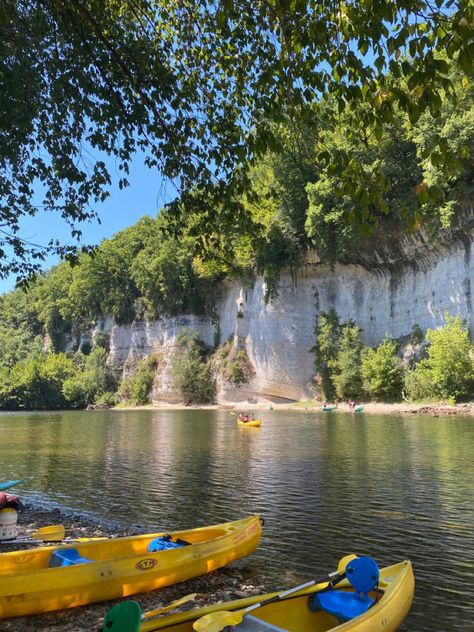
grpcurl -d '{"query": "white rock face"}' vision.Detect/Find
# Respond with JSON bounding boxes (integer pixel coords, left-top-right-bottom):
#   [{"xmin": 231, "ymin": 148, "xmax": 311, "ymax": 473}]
[{"xmin": 103, "ymin": 231, "xmax": 474, "ymax": 403}]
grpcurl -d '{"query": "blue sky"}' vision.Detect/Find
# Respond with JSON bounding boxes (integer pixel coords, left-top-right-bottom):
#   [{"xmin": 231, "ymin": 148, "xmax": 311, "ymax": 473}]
[{"xmin": 0, "ymin": 151, "xmax": 173, "ymax": 295}]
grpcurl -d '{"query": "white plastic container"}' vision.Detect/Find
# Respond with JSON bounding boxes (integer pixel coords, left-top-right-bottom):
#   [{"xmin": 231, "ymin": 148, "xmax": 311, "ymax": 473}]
[{"xmin": 0, "ymin": 508, "xmax": 17, "ymax": 540}]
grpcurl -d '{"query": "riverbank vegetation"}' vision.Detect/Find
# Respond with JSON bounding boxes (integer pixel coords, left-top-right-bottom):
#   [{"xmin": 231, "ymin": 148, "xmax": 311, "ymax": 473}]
[{"xmin": 314, "ymin": 311, "xmax": 474, "ymax": 404}]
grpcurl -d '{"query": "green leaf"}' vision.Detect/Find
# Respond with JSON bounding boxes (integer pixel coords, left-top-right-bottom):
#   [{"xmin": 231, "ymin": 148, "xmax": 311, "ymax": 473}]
[{"xmin": 458, "ymin": 48, "xmax": 473, "ymax": 73}]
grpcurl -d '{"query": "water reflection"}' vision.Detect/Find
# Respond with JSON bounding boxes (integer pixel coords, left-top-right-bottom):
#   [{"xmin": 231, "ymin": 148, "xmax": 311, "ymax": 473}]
[{"xmin": 0, "ymin": 409, "xmax": 473, "ymax": 630}]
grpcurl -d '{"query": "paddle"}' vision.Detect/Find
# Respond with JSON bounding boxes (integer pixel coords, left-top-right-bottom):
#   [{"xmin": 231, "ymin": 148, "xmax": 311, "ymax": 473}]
[
  {"xmin": 0, "ymin": 524, "xmax": 67, "ymax": 545},
  {"xmin": 192, "ymin": 554, "xmax": 357, "ymax": 632},
  {"xmin": 142, "ymin": 593, "xmax": 197, "ymax": 620},
  {"xmin": 0, "ymin": 478, "xmax": 28, "ymax": 491},
  {"xmin": 28, "ymin": 524, "xmax": 65, "ymax": 541}
]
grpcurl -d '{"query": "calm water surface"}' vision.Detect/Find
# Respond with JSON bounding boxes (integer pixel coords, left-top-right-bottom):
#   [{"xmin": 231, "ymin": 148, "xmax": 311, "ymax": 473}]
[{"xmin": 0, "ymin": 409, "xmax": 473, "ymax": 631}]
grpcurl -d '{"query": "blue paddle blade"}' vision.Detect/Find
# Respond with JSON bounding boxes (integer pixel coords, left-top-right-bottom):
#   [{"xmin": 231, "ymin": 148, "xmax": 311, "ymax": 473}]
[
  {"xmin": 103, "ymin": 601, "xmax": 141, "ymax": 632},
  {"xmin": 0, "ymin": 479, "xmax": 27, "ymax": 491}
]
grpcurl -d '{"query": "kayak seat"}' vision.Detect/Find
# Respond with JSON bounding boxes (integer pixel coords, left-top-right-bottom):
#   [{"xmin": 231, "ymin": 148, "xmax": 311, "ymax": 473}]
[
  {"xmin": 48, "ymin": 547, "xmax": 93, "ymax": 568},
  {"xmin": 234, "ymin": 614, "xmax": 289, "ymax": 631},
  {"xmin": 147, "ymin": 535, "xmax": 190, "ymax": 552},
  {"xmin": 308, "ymin": 556, "xmax": 379, "ymax": 623}
]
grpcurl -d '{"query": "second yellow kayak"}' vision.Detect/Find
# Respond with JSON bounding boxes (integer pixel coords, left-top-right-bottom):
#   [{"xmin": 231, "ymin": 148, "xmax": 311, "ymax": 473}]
[{"xmin": 139, "ymin": 557, "xmax": 414, "ymax": 632}]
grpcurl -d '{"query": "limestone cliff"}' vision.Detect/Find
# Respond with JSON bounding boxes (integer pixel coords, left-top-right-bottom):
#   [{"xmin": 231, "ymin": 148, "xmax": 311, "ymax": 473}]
[{"xmin": 99, "ymin": 224, "xmax": 474, "ymax": 404}]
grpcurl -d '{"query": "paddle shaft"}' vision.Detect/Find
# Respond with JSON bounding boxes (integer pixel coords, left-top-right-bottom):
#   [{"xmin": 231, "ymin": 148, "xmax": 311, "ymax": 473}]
[
  {"xmin": 192, "ymin": 556, "xmax": 356, "ymax": 632},
  {"xmin": 245, "ymin": 570, "xmax": 344, "ymax": 615},
  {"xmin": 142, "ymin": 593, "xmax": 197, "ymax": 620}
]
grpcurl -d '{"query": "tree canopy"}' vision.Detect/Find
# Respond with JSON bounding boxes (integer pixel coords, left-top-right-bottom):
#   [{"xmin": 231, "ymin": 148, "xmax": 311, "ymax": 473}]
[{"xmin": 1, "ymin": 0, "xmax": 473, "ymax": 277}]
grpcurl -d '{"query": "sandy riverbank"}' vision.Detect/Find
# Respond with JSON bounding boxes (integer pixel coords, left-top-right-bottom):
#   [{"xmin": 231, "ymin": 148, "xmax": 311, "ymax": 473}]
[
  {"xmin": 116, "ymin": 400, "xmax": 474, "ymax": 417},
  {"xmin": 0, "ymin": 505, "xmax": 268, "ymax": 631}
]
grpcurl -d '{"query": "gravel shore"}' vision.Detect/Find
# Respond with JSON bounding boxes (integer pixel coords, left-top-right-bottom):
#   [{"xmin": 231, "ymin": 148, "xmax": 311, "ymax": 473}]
[{"xmin": 0, "ymin": 505, "xmax": 267, "ymax": 632}]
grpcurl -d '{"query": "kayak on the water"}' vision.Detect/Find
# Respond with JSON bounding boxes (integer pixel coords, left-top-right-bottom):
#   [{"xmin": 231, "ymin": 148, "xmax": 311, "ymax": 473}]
[{"xmin": 237, "ymin": 413, "xmax": 262, "ymax": 427}]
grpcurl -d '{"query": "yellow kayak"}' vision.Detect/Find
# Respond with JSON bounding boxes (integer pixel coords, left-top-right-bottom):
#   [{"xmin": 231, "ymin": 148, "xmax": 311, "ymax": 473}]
[
  {"xmin": 0, "ymin": 514, "xmax": 263, "ymax": 618},
  {"xmin": 237, "ymin": 418, "xmax": 262, "ymax": 427},
  {"xmin": 139, "ymin": 558, "xmax": 414, "ymax": 632}
]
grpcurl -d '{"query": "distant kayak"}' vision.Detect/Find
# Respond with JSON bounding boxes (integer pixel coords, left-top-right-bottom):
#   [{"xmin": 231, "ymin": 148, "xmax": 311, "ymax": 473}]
[
  {"xmin": 322, "ymin": 405, "xmax": 337, "ymax": 412},
  {"xmin": 238, "ymin": 418, "xmax": 261, "ymax": 427},
  {"xmin": 354, "ymin": 404, "xmax": 364, "ymax": 413}
]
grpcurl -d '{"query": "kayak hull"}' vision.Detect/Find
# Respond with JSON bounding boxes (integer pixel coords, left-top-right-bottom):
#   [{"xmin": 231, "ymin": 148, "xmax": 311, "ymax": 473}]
[
  {"xmin": 0, "ymin": 515, "xmax": 262, "ymax": 618},
  {"xmin": 238, "ymin": 419, "xmax": 261, "ymax": 427},
  {"xmin": 140, "ymin": 560, "xmax": 414, "ymax": 632}
]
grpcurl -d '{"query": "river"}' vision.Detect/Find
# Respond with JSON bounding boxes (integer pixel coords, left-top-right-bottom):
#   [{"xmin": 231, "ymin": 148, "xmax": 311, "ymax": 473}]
[{"xmin": 0, "ymin": 408, "xmax": 473, "ymax": 631}]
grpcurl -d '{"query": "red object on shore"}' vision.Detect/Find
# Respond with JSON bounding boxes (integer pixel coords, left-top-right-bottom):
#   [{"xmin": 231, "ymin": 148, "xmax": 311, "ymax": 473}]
[{"xmin": 0, "ymin": 493, "xmax": 20, "ymax": 510}]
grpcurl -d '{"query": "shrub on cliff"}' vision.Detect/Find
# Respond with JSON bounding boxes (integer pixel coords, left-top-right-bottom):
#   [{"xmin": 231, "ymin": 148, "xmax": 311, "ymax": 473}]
[
  {"xmin": 170, "ymin": 331, "xmax": 214, "ymax": 404},
  {"xmin": 212, "ymin": 340, "xmax": 255, "ymax": 385},
  {"xmin": 330, "ymin": 321, "xmax": 364, "ymax": 400},
  {"xmin": 313, "ymin": 312, "xmax": 364, "ymax": 400},
  {"xmin": 313, "ymin": 309, "xmax": 341, "ymax": 401},
  {"xmin": 118, "ymin": 356, "xmax": 158, "ymax": 405},
  {"xmin": 62, "ymin": 347, "xmax": 114, "ymax": 408},
  {"xmin": 405, "ymin": 315, "xmax": 474, "ymax": 402},
  {"xmin": 361, "ymin": 338, "xmax": 404, "ymax": 401}
]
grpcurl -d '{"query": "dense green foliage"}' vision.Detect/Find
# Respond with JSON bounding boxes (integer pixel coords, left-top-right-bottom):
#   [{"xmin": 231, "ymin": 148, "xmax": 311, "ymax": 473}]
[
  {"xmin": 314, "ymin": 314, "xmax": 364, "ymax": 401},
  {"xmin": 0, "ymin": 37, "xmax": 473, "ymax": 306},
  {"xmin": 313, "ymin": 310, "xmax": 341, "ymax": 401},
  {"xmin": 170, "ymin": 331, "xmax": 215, "ymax": 405},
  {"xmin": 0, "ymin": 289, "xmax": 43, "ymax": 368},
  {"xmin": 118, "ymin": 356, "xmax": 158, "ymax": 406},
  {"xmin": 314, "ymin": 311, "xmax": 474, "ymax": 403},
  {"xmin": 331, "ymin": 321, "xmax": 364, "ymax": 400},
  {"xmin": 0, "ymin": 347, "xmax": 111, "ymax": 410},
  {"xmin": 361, "ymin": 339, "xmax": 405, "ymax": 401},
  {"xmin": 62, "ymin": 348, "xmax": 115, "ymax": 409},
  {"xmin": 405, "ymin": 314, "xmax": 474, "ymax": 402},
  {"xmin": 1, "ymin": 1, "xmax": 473, "ymax": 277}
]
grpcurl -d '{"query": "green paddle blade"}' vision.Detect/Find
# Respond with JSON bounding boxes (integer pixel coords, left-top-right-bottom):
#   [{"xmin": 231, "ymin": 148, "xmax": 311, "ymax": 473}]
[{"xmin": 103, "ymin": 601, "xmax": 141, "ymax": 632}]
